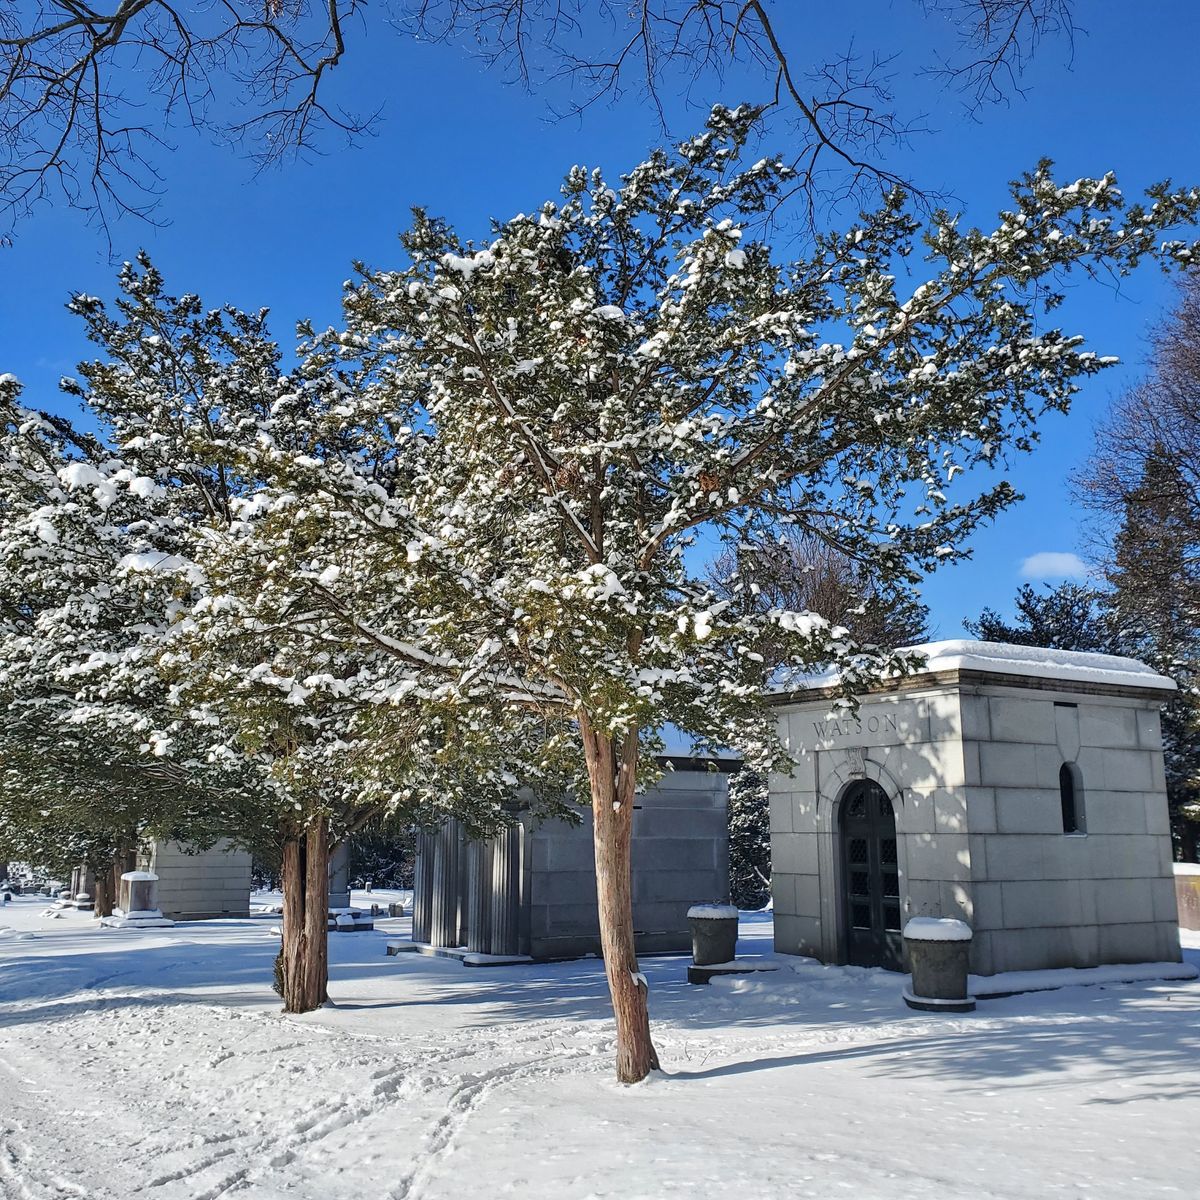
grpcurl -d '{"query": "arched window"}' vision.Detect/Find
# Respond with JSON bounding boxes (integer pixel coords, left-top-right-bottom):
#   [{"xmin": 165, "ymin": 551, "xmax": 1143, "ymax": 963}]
[{"xmin": 1059, "ymin": 763, "xmax": 1085, "ymax": 834}]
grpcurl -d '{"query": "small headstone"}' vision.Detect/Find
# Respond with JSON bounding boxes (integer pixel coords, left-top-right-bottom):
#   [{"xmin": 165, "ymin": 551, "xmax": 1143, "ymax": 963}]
[
  {"xmin": 118, "ymin": 870, "xmax": 160, "ymax": 915},
  {"xmin": 100, "ymin": 872, "xmax": 175, "ymax": 929}
]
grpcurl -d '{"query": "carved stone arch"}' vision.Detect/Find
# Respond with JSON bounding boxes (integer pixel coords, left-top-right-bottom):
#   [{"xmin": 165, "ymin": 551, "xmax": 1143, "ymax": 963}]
[
  {"xmin": 817, "ymin": 751, "xmax": 906, "ymax": 830},
  {"xmin": 813, "ymin": 749, "xmax": 911, "ymax": 965}
]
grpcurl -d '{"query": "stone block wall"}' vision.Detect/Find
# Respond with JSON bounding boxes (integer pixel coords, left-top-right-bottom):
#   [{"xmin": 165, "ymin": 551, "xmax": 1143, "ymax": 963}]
[
  {"xmin": 524, "ymin": 767, "xmax": 730, "ymax": 959},
  {"xmin": 770, "ymin": 677, "xmax": 1181, "ymax": 976},
  {"xmin": 770, "ymin": 687, "xmax": 975, "ymax": 964},
  {"xmin": 960, "ymin": 689, "xmax": 1179, "ymax": 973},
  {"xmin": 141, "ymin": 839, "xmax": 252, "ymax": 921}
]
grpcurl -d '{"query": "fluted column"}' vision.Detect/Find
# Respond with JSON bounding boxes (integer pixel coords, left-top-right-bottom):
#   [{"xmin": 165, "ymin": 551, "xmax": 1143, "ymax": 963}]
[
  {"xmin": 327, "ymin": 841, "xmax": 351, "ymax": 909},
  {"xmin": 466, "ymin": 837, "xmax": 495, "ymax": 954},
  {"xmin": 411, "ymin": 831, "xmax": 437, "ymax": 944},
  {"xmin": 456, "ymin": 823, "xmax": 470, "ymax": 946},
  {"xmin": 489, "ymin": 825, "xmax": 522, "ymax": 956},
  {"xmin": 430, "ymin": 819, "xmax": 462, "ymax": 947}
]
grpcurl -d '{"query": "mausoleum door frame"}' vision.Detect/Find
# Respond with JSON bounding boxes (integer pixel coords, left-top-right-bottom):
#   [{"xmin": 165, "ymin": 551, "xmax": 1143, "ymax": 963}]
[{"xmin": 815, "ymin": 752, "xmax": 911, "ymax": 965}]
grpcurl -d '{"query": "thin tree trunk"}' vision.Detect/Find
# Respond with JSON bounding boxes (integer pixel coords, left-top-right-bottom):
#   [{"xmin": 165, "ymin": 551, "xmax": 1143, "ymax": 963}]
[
  {"xmin": 1180, "ymin": 818, "xmax": 1199, "ymax": 864},
  {"xmin": 279, "ymin": 817, "xmax": 331, "ymax": 1013},
  {"xmin": 582, "ymin": 716, "xmax": 659, "ymax": 1084},
  {"xmin": 93, "ymin": 866, "xmax": 114, "ymax": 918},
  {"xmin": 303, "ymin": 819, "xmax": 330, "ymax": 1005},
  {"xmin": 280, "ymin": 834, "xmax": 304, "ymax": 1000}
]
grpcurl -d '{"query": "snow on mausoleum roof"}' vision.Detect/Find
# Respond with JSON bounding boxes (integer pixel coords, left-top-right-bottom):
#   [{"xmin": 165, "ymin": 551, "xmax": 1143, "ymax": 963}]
[{"xmin": 773, "ymin": 639, "xmax": 1176, "ymax": 696}]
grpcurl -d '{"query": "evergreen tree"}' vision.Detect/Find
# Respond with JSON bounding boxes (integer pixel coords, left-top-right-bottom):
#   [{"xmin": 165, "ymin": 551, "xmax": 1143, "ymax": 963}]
[
  {"xmin": 964, "ymin": 581, "xmax": 1117, "ymax": 652},
  {"xmin": 278, "ymin": 108, "xmax": 1200, "ymax": 1080},
  {"xmin": 1075, "ymin": 274, "xmax": 1200, "ymax": 860},
  {"xmin": 0, "ymin": 373, "xmax": 261, "ymax": 915},
  {"xmin": 1106, "ymin": 452, "xmax": 1200, "ymax": 859},
  {"xmin": 0, "ymin": 266, "xmax": 561, "ymax": 1005},
  {"xmin": 727, "ymin": 768, "xmax": 771, "ymax": 910}
]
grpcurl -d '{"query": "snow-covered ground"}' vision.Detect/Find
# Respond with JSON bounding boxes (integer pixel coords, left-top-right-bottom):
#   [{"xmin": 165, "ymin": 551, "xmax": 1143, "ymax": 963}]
[{"xmin": 1, "ymin": 896, "xmax": 1198, "ymax": 1200}]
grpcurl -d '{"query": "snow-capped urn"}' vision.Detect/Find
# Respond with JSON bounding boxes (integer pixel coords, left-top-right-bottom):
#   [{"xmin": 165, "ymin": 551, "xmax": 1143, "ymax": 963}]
[
  {"xmin": 903, "ymin": 916, "xmax": 973, "ymax": 942},
  {"xmin": 100, "ymin": 871, "xmax": 174, "ymax": 929},
  {"xmin": 903, "ymin": 918, "xmax": 975, "ymax": 1013},
  {"xmin": 687, "ymin": 904, "xmax": 739, "ymax": 966}
]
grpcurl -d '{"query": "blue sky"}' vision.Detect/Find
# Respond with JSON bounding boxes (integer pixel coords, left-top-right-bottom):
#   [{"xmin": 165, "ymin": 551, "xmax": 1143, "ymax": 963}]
[{"xmin": 2, "ymin": 2, "xmax": 1197, "ymax": 637}]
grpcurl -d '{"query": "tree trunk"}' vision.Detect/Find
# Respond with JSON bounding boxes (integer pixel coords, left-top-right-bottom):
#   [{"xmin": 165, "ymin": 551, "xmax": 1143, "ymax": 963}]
[
  {"xmin": 92, "ymin": 864, "xmax": 114, "ymax": 916},
  {"xmin": 582, "ymin": 717, "xmax": 659, "ymax": 1084},
  {"xmin": 279, "ymin": 816, "xmax": 331, "ymax": 1013},
  {"xmin": 1179, "ymin": 817, "xmax": 1199, "ymax": 864}
]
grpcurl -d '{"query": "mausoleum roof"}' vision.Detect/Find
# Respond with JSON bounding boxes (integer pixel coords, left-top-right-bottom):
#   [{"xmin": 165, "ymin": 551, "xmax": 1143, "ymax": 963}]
[{"xmin": 772, "ymin": 638, "xmax": 1176, "ymax": 700}]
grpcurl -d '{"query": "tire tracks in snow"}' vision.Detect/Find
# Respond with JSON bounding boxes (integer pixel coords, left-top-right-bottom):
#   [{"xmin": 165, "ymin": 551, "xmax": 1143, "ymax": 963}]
[
  {"xmin": 4, "ymin": 986, "xmax": 613, "ymax": 1200},
  {"xmin": 387, "ymin": 1044, "xmax": 606, "ymax": 1200},
  {"xmin": 0, "ymin": 1119, "xmax": 88, "ymax": 1200}
]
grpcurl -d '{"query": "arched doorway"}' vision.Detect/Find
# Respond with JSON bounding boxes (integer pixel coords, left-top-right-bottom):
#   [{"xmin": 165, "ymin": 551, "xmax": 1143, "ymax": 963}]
[{"xmin": 839, "ymin": 780, "xmax": 903, "ymax": 969}]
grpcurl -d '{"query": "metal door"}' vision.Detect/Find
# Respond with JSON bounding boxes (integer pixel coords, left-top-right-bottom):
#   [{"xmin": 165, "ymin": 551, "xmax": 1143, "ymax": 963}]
[{"xmin": 839, "ymin": 781, "xmax": 903, "ymax": 969}]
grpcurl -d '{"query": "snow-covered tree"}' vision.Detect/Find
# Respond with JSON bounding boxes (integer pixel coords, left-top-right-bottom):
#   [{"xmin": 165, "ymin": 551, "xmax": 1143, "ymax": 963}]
[
  {"xmin": 1, "ymin": 277, "xmax": 399, "ymax": 992},
  {"xmin": 964, "ymin": 581, "xmax": 1117, "ymax": 653},
  {"xmin": 291, "ymin": 105, "xmax": 1200, "ymax": 1081},
  {"xmin": 0, "ymin": 372, "xmax": 262, "ymax": 915},
  {"xmin": 0, "ymin": 259, "xmax": 574, "ymax": 1009},
  {"xmin": 710, "ymin": 528, "xmax": 929, "ymax": 667},
  {"xmin": 727, "ymin": 767, "xmax": 771, "ymax": 910}
]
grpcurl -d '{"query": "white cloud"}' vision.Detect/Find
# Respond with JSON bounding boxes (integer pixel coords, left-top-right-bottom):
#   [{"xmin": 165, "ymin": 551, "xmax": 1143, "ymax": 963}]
[{"xmin": 1019, "ymin": 551, "xmax": 1090, "ymax": 580}]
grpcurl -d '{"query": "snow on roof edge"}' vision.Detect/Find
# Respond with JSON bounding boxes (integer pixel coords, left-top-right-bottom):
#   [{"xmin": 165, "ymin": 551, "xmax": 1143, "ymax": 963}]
[{"xmin": 772, "ymin": 639, "xmax": 1176, "ymax": 695}]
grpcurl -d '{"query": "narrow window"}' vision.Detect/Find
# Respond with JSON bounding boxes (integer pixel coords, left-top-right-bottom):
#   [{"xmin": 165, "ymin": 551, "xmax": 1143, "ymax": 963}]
[{"xmin": 1060, "ymin": 763, "xmax": 1084, "ymax": 834}]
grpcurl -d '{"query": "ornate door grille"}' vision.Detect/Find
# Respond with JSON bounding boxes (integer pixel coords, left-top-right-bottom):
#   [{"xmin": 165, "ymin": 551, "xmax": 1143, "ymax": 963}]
[{"xmin": 839, "ymin": 780, "xmax": 903, "ymax": 970}]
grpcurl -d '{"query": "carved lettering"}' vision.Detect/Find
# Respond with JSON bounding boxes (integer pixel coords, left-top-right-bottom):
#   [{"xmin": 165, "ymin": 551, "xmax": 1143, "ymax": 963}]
[{"xmin": 812, "ymin": 712, "xmax": 899, "ymax": 742}]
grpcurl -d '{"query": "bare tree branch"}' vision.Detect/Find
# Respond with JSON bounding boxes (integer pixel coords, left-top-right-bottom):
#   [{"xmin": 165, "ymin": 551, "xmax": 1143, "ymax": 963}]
[
  {"xmin": 1, "ymin": 0, "xmax": 1077, "ymax": 244},
  {"xmin": 0, "ymin": 0, "xmax": 368, "ymax": 243},
  {"xmin": 922, "ymin": 0, "xmax": 1077, "ymax": 110}
]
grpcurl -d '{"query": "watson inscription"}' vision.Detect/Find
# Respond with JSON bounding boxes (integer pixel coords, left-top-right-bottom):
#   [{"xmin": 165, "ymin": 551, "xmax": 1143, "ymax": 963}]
[{"xmin": 813, "ymin": 713, "xmax": 899, "ymax": 739}]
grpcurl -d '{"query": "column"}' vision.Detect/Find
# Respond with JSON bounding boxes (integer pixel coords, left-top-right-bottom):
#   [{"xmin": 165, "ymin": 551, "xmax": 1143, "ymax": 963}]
[
  {"xmin": 429, "ymin": 819, "xmax": 462, "ymax": 948},
  {"xmin": 456, "ymin": 823, "xmax": 470, "ymax": 947},
  {"xmin": 327, "ymin": 841, "xmax": 351, "ymax": 909},
  {"xmin": 489, "ymin": 824, "xmax": 522, "ymax": 957},
  {"xmin": 466, "ymin": 837, "xmax": 495, "ymax": 955},
  {"xmin": 411, "ymin": 831, "xmax": 437, "ymax": 944}
]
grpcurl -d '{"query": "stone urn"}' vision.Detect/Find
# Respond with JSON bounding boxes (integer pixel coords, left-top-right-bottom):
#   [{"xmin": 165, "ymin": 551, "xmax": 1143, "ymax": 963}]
[
  {"xmin": 903, "ymin": 917, "xmax": 975, "ymax": 1013},
  {"xmin": 687, "ymin": 904, "xmax": 739, "ymax": 966}
]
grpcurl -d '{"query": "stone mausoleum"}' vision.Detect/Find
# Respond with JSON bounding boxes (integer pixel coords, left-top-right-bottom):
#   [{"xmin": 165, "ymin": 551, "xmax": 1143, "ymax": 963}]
[
  {"xmin": 769, "ymin": 641, "xmax": 1183, "ymax": 976},
  {"xmin": 411, "ymin": 757, "xmax": 732, "ymax": 961},
  {"xmin": 137, "ymin": 839, "xmax": 252, "ymax": 921}
]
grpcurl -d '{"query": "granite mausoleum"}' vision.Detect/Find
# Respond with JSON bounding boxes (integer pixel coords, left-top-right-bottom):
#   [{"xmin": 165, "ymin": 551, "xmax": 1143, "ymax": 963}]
[
  {"xmin": 136, "ymin": 839, "xmax": 253, "ymax": 921},
  {"xmin": 410, "ymin": 758, "xmax": 732, "ymax": 961},
  {"xmin": 769, "ymin": 641, "xmax": 1183, "ymax": 976}
]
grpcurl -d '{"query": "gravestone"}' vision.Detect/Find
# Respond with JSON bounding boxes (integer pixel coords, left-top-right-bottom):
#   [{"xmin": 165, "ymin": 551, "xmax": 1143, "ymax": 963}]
[{"xmin": 100, "ymin": 871, "xmax": 175, "ymax": 929}]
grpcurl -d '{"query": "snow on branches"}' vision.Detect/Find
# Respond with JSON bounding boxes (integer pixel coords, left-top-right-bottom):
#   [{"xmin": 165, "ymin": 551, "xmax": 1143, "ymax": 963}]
[{"xmin": 310, "ymin": 105, "xmax": 1200, "ymax": 777}]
